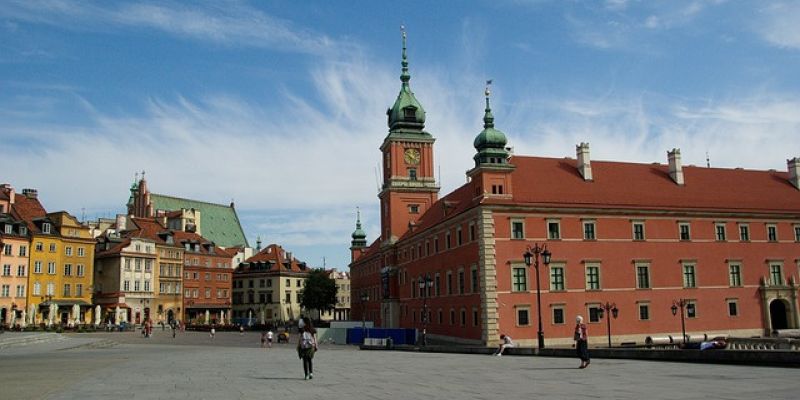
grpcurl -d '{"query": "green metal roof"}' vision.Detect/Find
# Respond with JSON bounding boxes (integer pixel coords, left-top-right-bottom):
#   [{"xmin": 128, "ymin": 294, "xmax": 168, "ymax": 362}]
[{"xmin": 150, "ymin": 194, "xmax": 248, "ymax": 248}]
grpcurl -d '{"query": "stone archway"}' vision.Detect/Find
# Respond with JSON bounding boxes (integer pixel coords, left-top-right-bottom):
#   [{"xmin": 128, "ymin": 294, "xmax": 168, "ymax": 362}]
[{"xmin": 770, "ymin": 300, "xmax": 789, "ymax": 331}]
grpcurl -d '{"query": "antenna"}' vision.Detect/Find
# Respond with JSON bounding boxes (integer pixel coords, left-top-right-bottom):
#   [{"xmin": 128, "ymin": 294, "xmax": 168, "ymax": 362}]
[
  {"xmin": 706, "ymin": 151, "xmax": 710, "ymax": 168},
  {"xmin": 323, "ymin": 257, "xmax": 326, "ymax": 268},
  {"xmin": 81, "ymin": 207, "xmax": 86, "ymax": 222},
  {"xmin": 438, "ymin": 164, "xmax": 442, "ymax": 188},
  {"xmin": 374, "ymin": 165, "xmax": 381, "ymax": 193}
]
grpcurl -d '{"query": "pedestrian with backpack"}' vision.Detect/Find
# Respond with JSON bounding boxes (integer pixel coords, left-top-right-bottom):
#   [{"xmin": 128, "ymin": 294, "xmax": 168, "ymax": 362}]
[{"xmin": 296, "ymin": 317, "xmax": 318, "ymax": 380}]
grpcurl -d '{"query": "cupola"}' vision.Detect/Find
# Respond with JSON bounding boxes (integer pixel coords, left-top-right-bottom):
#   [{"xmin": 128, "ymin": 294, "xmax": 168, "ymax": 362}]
[
  {"xmin": 473, "ymin": 82, "xmax": 511, "ymax": 168},
  {"xmin": 386, "ymin": 27, "xmax": 426, "ymax": 133}
]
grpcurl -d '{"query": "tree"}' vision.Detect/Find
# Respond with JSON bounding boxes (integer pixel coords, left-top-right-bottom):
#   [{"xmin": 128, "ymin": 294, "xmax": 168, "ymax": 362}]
[{"xmin": 299, "ymin": 269, "xmax": 337, "ymax": 320}]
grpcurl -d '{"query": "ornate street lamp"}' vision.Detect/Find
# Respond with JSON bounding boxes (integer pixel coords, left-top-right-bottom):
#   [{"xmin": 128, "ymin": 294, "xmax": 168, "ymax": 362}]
[
  {"xmin": 360, "ymin": 292, "xmax": 369, "ymax": 341},
  {"xmin": 523, "ymin": 243, "xmax": 551, "ymax": 349},
  {"xmin": 598, "ymin": 302, "xmax": 619, "ymax": 348},
  {"xmin": 671, "ymin": 299, "xmax": 689, "ymax": 344},
  {"xmin": 418, "ymin": 273, "xmax": 433, "ymax": 346}
]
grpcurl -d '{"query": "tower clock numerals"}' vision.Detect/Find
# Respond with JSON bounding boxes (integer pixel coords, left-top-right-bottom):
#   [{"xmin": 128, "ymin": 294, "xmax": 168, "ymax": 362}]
[{"xmin": 404, "ymin": 148, "xmax": 421, "ymax": 165}]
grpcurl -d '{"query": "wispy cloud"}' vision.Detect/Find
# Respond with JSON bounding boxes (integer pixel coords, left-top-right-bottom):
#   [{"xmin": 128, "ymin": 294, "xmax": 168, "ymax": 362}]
[
  {"xmin": 756, "ymin": 1, "xmax": 800, "ymax": 50},
  {"xmin": 0, "ymin": 0, "xmax": 338, "ymax": 54}
]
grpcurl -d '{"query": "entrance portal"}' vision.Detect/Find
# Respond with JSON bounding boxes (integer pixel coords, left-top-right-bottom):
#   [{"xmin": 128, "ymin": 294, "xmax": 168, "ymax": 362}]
[
  {"xmin": 167, "ymin": 309, "xmax": 174, "ymax": 323},
  {"xmin": 769, "ymin": 300, "xmax": 789, "ymax": 331}
]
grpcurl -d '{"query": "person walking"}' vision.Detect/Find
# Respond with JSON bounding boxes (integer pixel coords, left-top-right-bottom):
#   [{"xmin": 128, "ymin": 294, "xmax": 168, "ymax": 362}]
[
  {"xmin": 296, "ymin": 317, "xmax": 318, "ymax": 380},
  {"xmin": 210, "ymin": 325, "xmax": 216, "ymax": 339},
  {"xmin": 171, "ymin": 320, "xmax": 177, "ymax": 339},
  {"xmin": 493, "ymin": 334, "xmax": 513, "ymax": 356},
  {"xmin": 575, "ymin": 315, "xmax": 590, "ymax": 368},
  {"xmin": 266, "ymin": 329, "xmax": 274, "ymax": 348}
]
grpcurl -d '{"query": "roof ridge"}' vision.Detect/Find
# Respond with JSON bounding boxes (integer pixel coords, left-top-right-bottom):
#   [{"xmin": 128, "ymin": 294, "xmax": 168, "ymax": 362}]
[{"xmin": 152, "ymin": 193, "xmax": 234, "ymax": 209}]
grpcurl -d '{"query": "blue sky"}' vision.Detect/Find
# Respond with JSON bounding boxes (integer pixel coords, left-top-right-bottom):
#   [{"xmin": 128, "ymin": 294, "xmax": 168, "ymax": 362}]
[{"xmin": 2, "ymin": 0, "xmax": 800, "ymax": 269}]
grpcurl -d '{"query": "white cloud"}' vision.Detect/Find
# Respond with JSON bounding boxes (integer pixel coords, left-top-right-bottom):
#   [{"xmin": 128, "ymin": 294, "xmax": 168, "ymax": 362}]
[
  {"xmin": 756, "ymin": 1, "xmax": 800, "ymax": 49},
  {"xmin": 0, "ymin": 0, "xmax": 339, "ymax": 54}
]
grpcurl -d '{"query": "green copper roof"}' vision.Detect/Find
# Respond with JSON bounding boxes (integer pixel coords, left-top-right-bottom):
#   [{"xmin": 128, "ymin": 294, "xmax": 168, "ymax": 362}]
[
  {"xmin": 150, "ymin": 194, "xmax": 248, "ymax": 248},
  {"xmin": 387, "ymin": 29, "xmax": 427, "ymax": 134},
  {"xmin": 473, "ymin": 85, "xmax": 511, "ymax": 167},
  {"xmin": 351, "ymin": 208, "xmax": 367, "ymax": 248}
]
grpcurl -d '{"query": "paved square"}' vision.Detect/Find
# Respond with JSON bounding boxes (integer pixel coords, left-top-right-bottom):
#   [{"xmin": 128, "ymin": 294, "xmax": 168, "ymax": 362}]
[{"xmin": 0, "ymin": 331, "xmax": 795, "ymax": 399}]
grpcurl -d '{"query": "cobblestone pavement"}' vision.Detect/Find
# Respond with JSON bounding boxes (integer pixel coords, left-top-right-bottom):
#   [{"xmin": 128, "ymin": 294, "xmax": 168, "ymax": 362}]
[{"xmin": 0, "ymin": 331, "xmax": 796, "ymax": 400}]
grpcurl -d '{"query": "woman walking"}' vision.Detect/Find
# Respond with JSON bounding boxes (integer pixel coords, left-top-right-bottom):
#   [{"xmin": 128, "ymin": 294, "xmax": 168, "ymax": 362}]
[
  {"xmin": 297, "ymin": 317, "xmax": 318, "ymax": 380},
  {"xmin": 575, "ymin": 315, "xmax": 590, "ymax": 368}
]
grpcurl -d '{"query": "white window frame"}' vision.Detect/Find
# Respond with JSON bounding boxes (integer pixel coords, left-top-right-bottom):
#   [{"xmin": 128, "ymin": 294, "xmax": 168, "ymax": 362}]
[
  {"xmin": 585, "ymin": 263, "xmax": 601, "ymax": 290},
  {"xmin": 582, "ymin": 219, "xmax": 596, "ymax": 240},
  {"xmin": 511, "ymin": 218, "xmax": 525, "ymax": 240},
  {"xmin": 547, "ymin": 219, "xmax": 561, "ymax": 240}
]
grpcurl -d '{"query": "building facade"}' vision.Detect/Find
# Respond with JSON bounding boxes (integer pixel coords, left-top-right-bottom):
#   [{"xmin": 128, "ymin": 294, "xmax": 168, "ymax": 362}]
[
  {"xmin": 177, "ymin": 230, "xmax": 232, "ymax": 324},
  {"xmin": 1, "ymin": 185, "xmax": 29, "ymax": 326},
  {"xmin": 94, "ymin": 236, "xmax": 157, "ymax": 324},
  {"xmin": 349, "ymin": 37, "xmax": 800, "ymax": 347},
  {"xmin": 232, "ymin": 244, "xmax": 310, "ymax": 325}
]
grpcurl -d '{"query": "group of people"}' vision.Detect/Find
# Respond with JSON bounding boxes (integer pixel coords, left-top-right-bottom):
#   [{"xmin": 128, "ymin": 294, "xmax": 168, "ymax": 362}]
[{"xmin": 493, "ymin": 315, "xmax": 591, "ymax": 369}]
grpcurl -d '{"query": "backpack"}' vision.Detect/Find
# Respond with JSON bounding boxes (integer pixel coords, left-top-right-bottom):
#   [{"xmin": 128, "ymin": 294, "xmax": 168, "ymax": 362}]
[{"xmin": 301, "ymin": 331, "xmax": 315, "ymax": 349}]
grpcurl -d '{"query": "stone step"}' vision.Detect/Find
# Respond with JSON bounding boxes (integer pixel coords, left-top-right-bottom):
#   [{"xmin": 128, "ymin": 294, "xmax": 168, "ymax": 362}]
[{"xmin": 0, "ymin": 333, "xmax": 66, "ymax": 350}]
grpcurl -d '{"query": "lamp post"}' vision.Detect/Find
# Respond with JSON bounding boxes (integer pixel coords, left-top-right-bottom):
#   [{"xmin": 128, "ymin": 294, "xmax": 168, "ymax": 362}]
[
  {"xmin": 418, "ymin": 273, "xmax": 433, "ymax": 346},
  {"xmin": 360, "ymin": 292, "xmax": 369, "ymax": 341},
  {"xmin": 671, "ymin": 299, "xmax": 689, "ymax": 344},
  {"xmin": 523, "ymin": 243, "xmax": 552, "ymax": 349},
  {"xmin": 598, "ymin": 302, "xmax": 618, "ymax": 348}
]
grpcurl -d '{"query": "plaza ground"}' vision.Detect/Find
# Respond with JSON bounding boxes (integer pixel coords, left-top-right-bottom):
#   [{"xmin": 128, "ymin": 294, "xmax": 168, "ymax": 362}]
[{"xmin": 0, "ymin": 331, "xmax": 796, "ymax": 400}]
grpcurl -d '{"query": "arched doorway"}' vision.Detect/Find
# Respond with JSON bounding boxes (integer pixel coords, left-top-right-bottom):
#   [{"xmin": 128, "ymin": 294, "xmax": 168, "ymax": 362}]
[
  {"xmin": 770, "ymin": 300, "xmax": 789, "ymax": 330},
  {"xmin": 167, "ymin": 309, "xmax": 175, "ymax": 323},
  {"xmin": 0, "ymin": 308, "xmax": 6, "ymax": 325}
]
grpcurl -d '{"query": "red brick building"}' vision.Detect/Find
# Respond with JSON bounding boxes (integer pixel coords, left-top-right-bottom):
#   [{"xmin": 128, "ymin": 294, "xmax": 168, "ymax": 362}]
[
  {"xmin": 176, "ymin": 230, "xmax": 232, "ymax": 324},
  {"xmin": 350, "ymin": 38, "xmax": 800, "ymax": 347}
]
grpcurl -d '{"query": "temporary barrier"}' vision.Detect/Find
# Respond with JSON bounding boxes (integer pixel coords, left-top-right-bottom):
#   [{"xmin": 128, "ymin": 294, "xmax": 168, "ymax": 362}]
[{"xmin": 347, "ymin": 327, "xmax": 417, "ymax": 345}]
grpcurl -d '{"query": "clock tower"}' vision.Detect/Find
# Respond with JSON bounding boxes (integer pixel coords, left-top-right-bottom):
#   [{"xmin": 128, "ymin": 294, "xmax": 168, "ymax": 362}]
[{"xmin": 379, "ymin": 29, "xmax": 439, "ymax": 244}]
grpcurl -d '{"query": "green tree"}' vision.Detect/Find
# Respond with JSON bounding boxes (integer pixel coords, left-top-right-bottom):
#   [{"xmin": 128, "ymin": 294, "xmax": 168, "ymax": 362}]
[{"xmin": 299, "ymin": 269, "xmax": 337, "ymax": 320}]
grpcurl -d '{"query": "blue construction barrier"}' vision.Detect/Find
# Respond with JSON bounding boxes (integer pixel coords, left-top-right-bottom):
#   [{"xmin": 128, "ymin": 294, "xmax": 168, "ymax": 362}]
[{"xmin": 347, "ymin": 327, "xmax": 417, "ymax": 345}]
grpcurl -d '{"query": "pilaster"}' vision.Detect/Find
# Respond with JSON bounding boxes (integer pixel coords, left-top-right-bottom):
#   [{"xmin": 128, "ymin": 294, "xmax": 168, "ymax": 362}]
[{"xmin": 477, "ymin": 207, "xmax": 500, "ymax": 346}]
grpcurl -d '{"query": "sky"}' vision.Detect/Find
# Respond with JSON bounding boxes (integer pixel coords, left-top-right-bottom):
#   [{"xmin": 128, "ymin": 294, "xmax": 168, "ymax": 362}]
[{"xmin": 2, "ymin": 0, "xmax": 800, "ymax": 269}]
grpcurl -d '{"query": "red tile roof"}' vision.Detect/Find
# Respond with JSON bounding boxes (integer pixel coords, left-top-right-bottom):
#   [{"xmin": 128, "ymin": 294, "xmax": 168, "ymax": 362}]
[
  {"xmin": 10, "ymin": 194, "xmax": 48, "ymax": 232},
  {"xmin": 243, "ymin": 243, "xmax": 309, "ymax": 273},
  {"xmin": 94, "ymin": 238, "xmax": 132, "ymax": 258}
]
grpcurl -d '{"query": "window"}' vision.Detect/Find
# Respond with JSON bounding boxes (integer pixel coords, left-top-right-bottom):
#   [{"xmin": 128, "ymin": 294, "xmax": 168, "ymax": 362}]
[
  {"xmin": 686, "ymin": 302, "xmax": 697, "ymax": 318},
  {"xmin": 42, "ymin": 223, "xmax": 51, "ymax": 234},
  {"xmin": 76, "ymin": 284, "xmax": 83, "ymax": 297},
  {"xmin": 550, "ymin": 265, "xmax": 565, "ymax": 291},
  {"xmin": 16, "ymin": 284, "xmax": 25, "ymax": 297},
  {"xmin": 450, "ymin": 309, "xmax": 456, "ymax": 325},
  {"xmin": 285, "ymin": 279, "xmax": 290, "ymax": 287},
  {"xmin": 460, "ymin": 309, "xmax": 466, "ymax": 327},
  {"xmin": 65, "ymin": 246, "xmax": 73, "ymax": 256},
  {"xmin": 458, "ymin": 269, "xmax": 465, "ymax": 294},
  {"xmin": 715, "ymin": 224, "xmax": 726, "ymax": 241},
  {"xmin": 2, "ymin": 265, "xmax": 9, "ymax": 276},
  {"xmin": 727, "ymin": 299, "xmax": 738, "ymax": 317},
  {"xmin": 135, "ymin": 259, "xmax": 141, "ymax": 271},
  {"xmin": 470, "ymin": 265, "xmax": 479, "ymax": 293},
  {"xmin": 469, "ymin": 223, "xmax": 476, "ymax": 241},
  {"xmin": 473, "ymin": 308, "xmax": 479, "ymax": 327},
  {"xmin": 679, "ymin": 223, "xmax": 691, "ymax": 240},
  {"xmin": 35, "ymin": 242, "xmax": 43, "ymax": 251},
  {"xmin": 144, "ymin": 281, "xmax": 150, "ymax": 292},
  {"xmin": 408, "ymin": 168, "xmax": 417, "ymax": 180},
  {"xmin": 77, "ymin": 247, "xmax": 85, "ymax": 257},
  {"xmin": 636, "ymin": 264, "xmax": 650, "ymax": 289},
  {"xmin": 739, "ymin": 224, "xmax": 750, "ymax": 241},
  {"xmin": 47, "ymin": 262, "xmax": 55, "ymax": 275},
  {"xmin": 408, "ymin": 204, "xmax": 419, "ymax": 214},
  {"xmin": 124, "ymin": 281, "xmax": 130, "ymax": 291},
  {"xmin": 767, "ymin": 225, "xmax": 778, "ymax": 242},
  {"xmin": 267, "ymin": 279, "xmax": 272, "ymax": 287},
  {"xmin": 34, "ymin": 261, "xmax": 42, "ymax": 274},
  {"xmin": 434, "ymin": 237, "xmax": 439, "ymax": 253},
  {"xmin": 547, "ymin": 220, "xmax": 560, "ymax": 239},
  {"xmin": 517, "ymin": 307, "xmax": 530, "ymax": 326},
  {"xmin": 19, "ymin": 245, "xmax": 26, "ymax": 257},
  {"xmin": 63, "ymin": 284, "xmax": 70, "ymax": 297},
  {"xmin": 729, "ymin": 263, "xmax": 742, "ymax": 287},
  {"xmin": 457, "ymin": 226, "xmax": 463, "ymax": 245},
  {"xmin": 588, "ymin": 305, "xmax": 602, "ymax": 323},
  {"xmin": 297, "ymin": 279, "xmax": 302, "ymax": 288},
  {"xmin": 446, "ymin": 271, "xmax": 452, "ymax": 295},
  {"xmin": 3, "ymin": 225, "xmax": 10, "ymax": 234},
  {"xmin": 17, "ymin": 265, "xmax": 25, "ymax": 276},
  {"xmin": 64, "ymin": 264, "xmax": 72, "ymax": 276},
  {"xmin": 638, "ymin": 303, "xmax": 650, "ymax": 320},
  {"xmin": 285, "ymin": 291, "xmax": 291, "ymax": 303},
  {"xmin": 125, "ymin": 259, "xmax": 131, "ymax": 271},
  {"xmin": 769, "ymin": 263, "xmax": 784, "ymax": 285},
  {"xmin": 205, "ymin": 288, "xmax": 211, "ymax": 298},
  {"xmin": 585, "ymin": 265, "xmax": 600, "ymax": 290},
  {"xmin": 552, "ymin": 307, "xmax": 565, "ymax": 324},
  {"xmin": 511, "ymin": 220, "xmax": 524, "ymax": 239},
  {"xmin": 1, "ymin": 285, "xmax": 8, "ymax": 297},
  {"xmin": 134, "ymin": 281, "xmax": 140, "ymax": 291},
  {"xmin": 446, "ymin": 232, "xmax": 451, "ymax": 249},
  {"xmin": 49, "ymin": 243, "xmax": 56, "ymax": 252},
  {"xmin": 33, "ymin": 282, "xmax": 41, "ymax": 295},
  {"xmin": 438, "ymin": 310, "xmax": 443, "ymax": 324},
  {"xmin": 434, "ymin": 273, "xmax": 441, "ymax": 296},
  {"xmin": 2, "ymin": 244, "xmax": 10, "ymax": 256},
  {"xmin": 47, "ymin": 282, "xmax": 54, "ymax": 296},
  {"xmin": 583, "ymin": 221, "xmax": 596, "ymax": 240},
  {"xmin": 795, "ymin": 225, "xmax": 800, "ymax": 242},
  {"xmin": 682, "ymin": 263, "xmax": 696, "ymax": 288},
  {"xmin": 512, "ymin": 267, "xmax": 527, "ymax": 292}
]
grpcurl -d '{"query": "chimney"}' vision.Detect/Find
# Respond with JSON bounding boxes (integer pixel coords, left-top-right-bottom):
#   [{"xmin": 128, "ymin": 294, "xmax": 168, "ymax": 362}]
[
  {"xmin": 788, "ymin": 157, "xmax": 800, "ymax": 190},
  {"xmin": 576, "ymin": 142, "xmax": 593, "ymax": 181},
  {"xmin": 115, "ymin": 214, "xmax": 127, "ymax": 231},
  {"xmin": 22, "ymin": 188, "xmax": 38, "ymax": 199},
  {"xmin": 667, "ymin": 149, "xmax": 684, "ymax": 185}
]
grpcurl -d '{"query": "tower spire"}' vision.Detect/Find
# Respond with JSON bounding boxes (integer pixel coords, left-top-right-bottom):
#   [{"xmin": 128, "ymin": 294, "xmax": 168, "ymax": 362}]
[
  {"xmin": 401, "ymin": 25, "xmax": 410, "ymax": 85},
  {"xmin": 484, "ymin": 79, "xmax": 494, "ymax": 129}
]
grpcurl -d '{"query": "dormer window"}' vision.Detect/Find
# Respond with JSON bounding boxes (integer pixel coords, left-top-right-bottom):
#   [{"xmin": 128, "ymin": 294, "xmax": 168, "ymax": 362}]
[
  {"xmin": 4, "ymin": 225, "xmax": 11, "ymax": 234},
  {"xmin": 42, "ymin": 223, "xmax": 51, "ymax": 234},
  {"xmin": 20, "ymin": 226, "xmax": 27, "ymax": 236},
  {"xmin": 403, "ymin": 107, "xmax": 416, "ymax": 121}
]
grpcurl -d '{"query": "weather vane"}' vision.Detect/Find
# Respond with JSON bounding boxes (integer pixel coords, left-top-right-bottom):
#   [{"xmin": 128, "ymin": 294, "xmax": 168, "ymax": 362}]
[{"xmin": 485, "ymin": 79, "xmax": 493, "ymax": 97}]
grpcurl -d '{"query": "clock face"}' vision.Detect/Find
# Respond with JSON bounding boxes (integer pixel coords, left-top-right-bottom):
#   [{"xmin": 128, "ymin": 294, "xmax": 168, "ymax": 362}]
[{"xmin": 404, "ymin": 148, "xmax": 421, "ymax": 165}]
